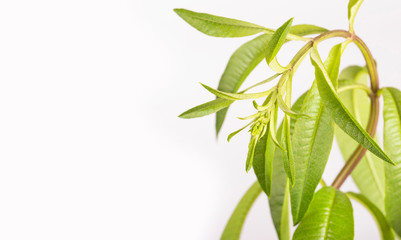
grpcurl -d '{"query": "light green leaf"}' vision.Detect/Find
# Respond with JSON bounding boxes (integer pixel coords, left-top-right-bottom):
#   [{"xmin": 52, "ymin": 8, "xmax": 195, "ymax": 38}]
[
  {"xmin": 253, "ymin": 122, "xmax": 275, "ymax": 196},
  {"xmin": 290, "ymin": 44, "xmax": 343, "ymax": 224},
  {"xmin": 246, "ymin": 136, "xmax": 258, "ymax": 172},
  {"xmin": 215, "ymin": 27, "xmax": 320, "ymax": 135},
  {"xmin": 289, "ymin": 24, "xmax": 328, "ymax": 36},
  {"xmin": 174, "ymin": 8, "xmax": 270, "ymax": 38},
  {"xmin": 277, "ymin": 92, "xmax": 308, "ymax": 119},
  {"xmin": 221, "ymin": 181, "xmax": 262, "ymax": 240},
  {"xmin": 179, "ymin": 98, "xmax": 233, "ymax": 119},
  {"xmin": 201, "ymin": 83, "xmax": 274, "ymax": 100},
  {"xmin": 281, "ymin": 116, "xmax": 295, "ymax": 186},
  {"xmin": 348, "ymin": 0, "xmax": 364, "ymax": 33},
  {"xmin": 216, "ymin": 34, "xmax": 273, "ymax": 135},
  {"xmin": 310, "ymin": 47, "xmax": 394, "ymax": 165},
  {"xmin": 293, "ymin": 187, "xmax": 354, "ymax": 240},
  {"xmin": 254, "ymin": 93, "xmax": 305, "ymax": 239},
  {"xmin": 227, "ymin": 121, "xmax": 254, "ymax": 142},
  {"xmin": 336, "ymin": 66, "xmax": 385, "ymax": 212},
  {"xmin": 174, "ymin": 8, "xmax": 306, "ymax": 41},
  {"xmin": 347, "ymin": 192, "xmax": 394, "ymax": 240},
  {"xmin": 265, "ymin": 18, "xmax": 294, "ymax": 65},
  {"xmin": 382, "ymin": 87, "xmax": 401, "ymax": 237}
]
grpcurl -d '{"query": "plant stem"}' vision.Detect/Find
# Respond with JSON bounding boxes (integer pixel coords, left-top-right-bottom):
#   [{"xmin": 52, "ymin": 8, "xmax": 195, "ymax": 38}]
[
  {"xmin": 331, "ymin": 36, "xmax": 380, "ymax": 189},
  {"xmin": 286, "ymin": 30, "xmax": 380, "ymax": 189}
]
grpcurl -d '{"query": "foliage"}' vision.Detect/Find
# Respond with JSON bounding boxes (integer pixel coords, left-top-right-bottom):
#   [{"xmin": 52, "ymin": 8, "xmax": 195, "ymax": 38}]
[{"xmin": 175, "ymin": 1, "xmax": 401, "ymax": 239}]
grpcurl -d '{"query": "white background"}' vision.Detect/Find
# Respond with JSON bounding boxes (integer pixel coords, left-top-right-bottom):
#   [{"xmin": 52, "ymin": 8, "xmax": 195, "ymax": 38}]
[{"xmin": 0, "ymin": 0, "xmax": 400, "ymax": 239}]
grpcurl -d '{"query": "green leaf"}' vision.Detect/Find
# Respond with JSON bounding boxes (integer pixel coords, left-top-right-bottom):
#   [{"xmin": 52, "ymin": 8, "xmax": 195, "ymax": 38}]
[
  {"xmin": 382, "ymin": 87, "xmax": 401, "ymax": 237},
  {"xmin": 293, "ymin": 187, "xmax": 354, "ymax": 240},
  {"xmin": 179, "ymin": 98, "xmax": 233, "ymax": 119},
  {"xmin": 227, "ymin": 121, "xmax": 254, "ymax": 142},
  {"xmin": 290, "ymin": 44, "xmax": 343, "ymax": 224},
  {"xmin": 282, "ymin": 116, "xmax": 295, "ymax": 186},
  {"xmin": 246, "ymin": 136, "xmax": 258, "ymax": 172},
  {"xmin": 269, "ymin": 127, "xmax": 291, "ymax": 240},
  {"xmin": 253, "ymin": 122, "xmax": 275, "ymax": 196},
  {"xmin": 289, "ymin": 24, "xmax": 328, "ymax": 36},
  {"xmin": 215, "ymin": 26, "xmax": 321, "ymax": 135},
  {"xmin": 336, "ymin": 66, "xmax": 385, "ymax": 212},
  {"xmin": 277, "ymin": 92, "xmax": 309, "ymax": 119},
  {"xmin": 201, "ymin": 83, "xmax": 274, "ymax": 100},
  {"xmin": 174, "ymin": 8, "xmax": 270, "ymax": 38},
  {"xmin": 254, "ymin": 93, "xmax": 306, "ymax": 239},
  {"xmin": 310, "ymin": 47, "xmax": 394, "ymax": 165},
  {"xmin": 221, "ymin": 181, "xmax": 262, "ymax": 240},
  {"xmin": 174, "ymin": 8, "xmax": 306, "ymax": 41},
  {"xmin": 216, "ymin": 34, "xmax": 273, "ymax": 135},
  {"xmin": 347, "ymin": 192, "xmax": 394, "ymax": 240},
  {"xmin": 265, "ymin": 18, "xmax": 294, "ymax": 65},
  {"xmin": 348, "ymin": 0, "xmax": 364, "ymax": 32}
]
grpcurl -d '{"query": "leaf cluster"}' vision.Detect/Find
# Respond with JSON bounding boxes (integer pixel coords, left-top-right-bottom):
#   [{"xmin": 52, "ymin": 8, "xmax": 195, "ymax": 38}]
[{"xmin": 175, "ymin": 1, "xmax": 401, "ymax": 239}]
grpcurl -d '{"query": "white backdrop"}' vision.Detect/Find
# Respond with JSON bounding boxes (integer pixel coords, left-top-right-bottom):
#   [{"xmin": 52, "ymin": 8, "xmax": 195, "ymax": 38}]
[{"xmin": 0, "ymin": 0, "xmax": 400, "ymax": 239}]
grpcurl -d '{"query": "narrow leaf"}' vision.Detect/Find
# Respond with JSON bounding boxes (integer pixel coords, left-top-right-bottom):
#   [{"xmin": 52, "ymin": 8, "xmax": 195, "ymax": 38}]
[
  {"xmin": 347, "ymin": 192, "xmax": 394, "ymax": 240},
  {"xmin": 221, "ymin": 181, "xmax": 262, "ymax": 240},
  {"xmin": 216, "ymin": 34, "xmax": 273, "ymax": 135},
  {"xmin": 265, "ymin": 18, "xmax": 294, "ymax": 64},
  {"xmin": 290, "ymin": 43, "xmax": 343, "ymax": 224},
  {"xmin": 277, "ymin": 92, "xmax": 308, "ymax": 119},
  {"xmin": 289, "ymin": 24, "xmax": 328, "ymax": 36},
  {"xmin": 174, "ymin": 8, "xmax": 270, "ymax": 38},
  {"xmin": 282, "ymin": 116, "xmax": 295, "ymax": 186},
  {"xmin": 246, "ymin": 136, "xmax": 258, "ymax": 172},
  {"xmin": 253, "ymin": 122, "xmax": 275, "ymax": 196},
  {"xmin": 179, "ymin": 98, "xmax": 233, "ymax": 119},
  {"xmin": 254, "ymin": 93, "xmax": 306, "ymax": 239},
  {"xmin": 201, "ymin": 83, "xmax": 274, "ymax": 100},
  {"xmin": 336, "ymin": 66, "xmax": 385, "ymax": 212},
  {"xmin": 227, "ymin": 121, "xmax": 254, "ymax": 142},
  {"xmin": 348, "ymin": 0, "xmax": 364, "ymax": 32},
  {"xmin": 293, "ymin": 187, "xmax": 354, "ymax": 240},
  {"xmin": 310, "ymin": 47, "xmax": 394, "ymax": 165},
  {"xmin": 382, "ymin": 87, "xmax": 401, "ymax": 237},
  {"xmin": 216, "ymin": 28, "xmax": 321, "ymax": 135}
]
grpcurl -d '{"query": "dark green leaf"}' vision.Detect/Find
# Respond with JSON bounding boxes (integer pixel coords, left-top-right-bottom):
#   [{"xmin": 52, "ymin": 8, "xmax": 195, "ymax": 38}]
[
  {"xmin": 382, "ymin": 87, "xmax": 401, "ymax": 237},
  {"xmin": 265, "ymin": 18, "xmax": 294, "ymax": 64},
  {"xmin": 310, "ymin": 47, "xmax": 394, "ymax": 165},
  {"xmin": 290, "ymin": 44, "xmax": 342, "ymax": 224},
  {"xmin": 221, "ymin": 181, "xmax": 262, "ymax": 240},
  {"xmin": 289, "ymin": 24, "xmax": 328, "ymax": 36},
  {"xmin": 216, "ymin": 34, "xmax": 273, "ymax": 135},
  {"xmin": 347, "ymin": 192, "xmax": 394, "ymax": 240},
  {"xmin": 336, "ymin": 66, "xmax": 385, "ymax": 212},
  {"xmin": 179, "ymin": 98, "xmax": 233, "ymax": 119},
  {"xmin": 293, "ymin": 187, "xmax": 354, "ymax": 240}
]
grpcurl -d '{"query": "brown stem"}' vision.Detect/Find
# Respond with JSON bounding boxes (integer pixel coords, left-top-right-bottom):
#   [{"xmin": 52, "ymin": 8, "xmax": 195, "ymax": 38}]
[{"xmin": 331, "ymin": 36, "xmax": 380, "ymax": 189}]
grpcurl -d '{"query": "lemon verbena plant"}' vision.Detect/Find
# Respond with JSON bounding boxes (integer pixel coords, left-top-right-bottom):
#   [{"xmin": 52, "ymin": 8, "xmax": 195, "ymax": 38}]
[{"xmin": 175, "ymin": 0, "xmax": 401, "ymax": 239}]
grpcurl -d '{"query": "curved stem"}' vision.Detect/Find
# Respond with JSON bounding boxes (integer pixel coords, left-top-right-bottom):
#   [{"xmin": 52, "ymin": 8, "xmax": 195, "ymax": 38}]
[
  {"xmin": 283, "ymin": 30, "xmax": 380, "ymax": 189},
  {"xmin": 286, "ymin": 29, "xmax": 380, "ymax": 189},
  {"xmin": 331, "ymin": 37, "xmax": 380, "ymax": 189}
]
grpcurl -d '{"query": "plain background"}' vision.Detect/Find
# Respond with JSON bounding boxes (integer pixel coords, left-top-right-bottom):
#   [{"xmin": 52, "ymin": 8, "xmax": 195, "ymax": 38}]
[{"xmin": 0, "ymin": 0, "xmax": 400, "ymax": 239}]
